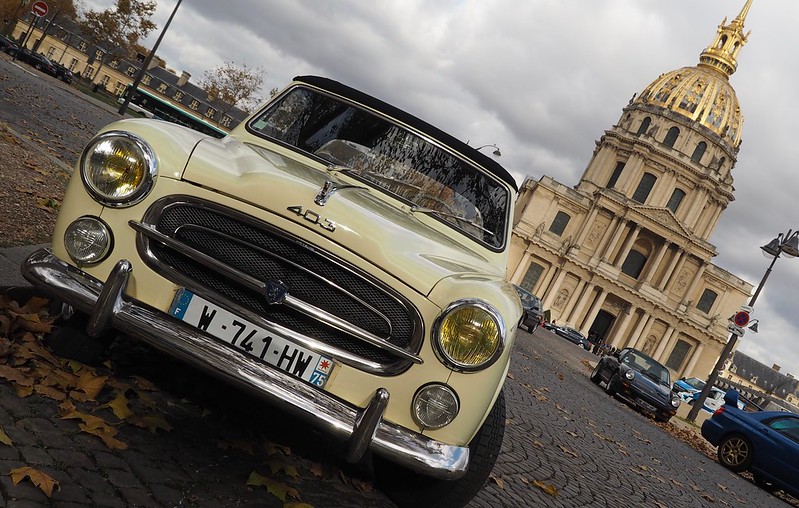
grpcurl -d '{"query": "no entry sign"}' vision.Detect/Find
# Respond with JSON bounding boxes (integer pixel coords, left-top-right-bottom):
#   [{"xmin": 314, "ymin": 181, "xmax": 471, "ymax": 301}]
[{"xmin": 31, "ymin": 1, "xmax": 48, "ymax": 17}]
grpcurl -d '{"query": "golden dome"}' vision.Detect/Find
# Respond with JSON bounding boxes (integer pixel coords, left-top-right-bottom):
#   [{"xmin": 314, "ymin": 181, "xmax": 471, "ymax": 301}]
[
  {"xmin": 633, "ymin": 0, "xmax": 751, "ymax": 147},
  {"xmin": 637, "ymin": 66, "xmax": 742, "ymax": 146}
]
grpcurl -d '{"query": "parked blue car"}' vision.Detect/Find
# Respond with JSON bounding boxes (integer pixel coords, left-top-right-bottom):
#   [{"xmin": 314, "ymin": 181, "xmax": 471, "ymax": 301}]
[{"xmin": 701, "ymin": 390, "xmax": 799, "ymax": 498}]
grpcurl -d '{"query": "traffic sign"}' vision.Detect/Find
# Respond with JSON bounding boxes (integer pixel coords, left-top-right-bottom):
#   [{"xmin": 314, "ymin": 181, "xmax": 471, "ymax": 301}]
[
  {"xmin": 733, "ymin": 310, "xmax": 750, "ymax": 327},
  {"xmin": 31, "ymin": 1, "xmax": 48, "ymax": 17}
]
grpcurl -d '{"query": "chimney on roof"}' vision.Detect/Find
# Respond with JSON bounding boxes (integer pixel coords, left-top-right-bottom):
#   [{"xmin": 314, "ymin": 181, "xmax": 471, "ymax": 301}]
[
  {"xmin": 773, "ymin": 364, "xmax": 781, "ymax": 372},
  {"xmin": 177, "ymin": 71, "xmax": 191, "ymax": 87}
]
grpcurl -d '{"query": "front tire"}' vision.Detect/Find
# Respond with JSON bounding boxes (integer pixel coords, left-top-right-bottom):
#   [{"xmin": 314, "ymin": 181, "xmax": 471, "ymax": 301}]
[
  {"xmin": 375, "ymin": 391, "xmax": 506, "ymax": 508},
  {"xmin": 605, "ymin": 373, "xmax": 618, "ymax": 396},
  {"xmin": 590, "ymin": 362, "xmax": 603, "ymax": 385},
  {"xmin": 717, "ymin": 434, "xmax": 753, "ymax": 473}
]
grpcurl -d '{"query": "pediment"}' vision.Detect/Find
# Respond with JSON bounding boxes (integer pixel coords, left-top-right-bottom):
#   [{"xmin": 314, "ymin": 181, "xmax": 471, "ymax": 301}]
[{"xmin": 632, "ymin": 205, "xmax": 692, "ymax": 237}]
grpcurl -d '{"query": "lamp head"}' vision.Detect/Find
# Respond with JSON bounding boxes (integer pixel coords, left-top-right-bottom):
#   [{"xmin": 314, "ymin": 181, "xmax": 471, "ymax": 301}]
[
  {"xmin": 781, "ymin": 232, "xmax": 799, "ymax": 258},
  {"xmin": 761, "ymin": 236, "xmax": 782, "ymax": 257}
]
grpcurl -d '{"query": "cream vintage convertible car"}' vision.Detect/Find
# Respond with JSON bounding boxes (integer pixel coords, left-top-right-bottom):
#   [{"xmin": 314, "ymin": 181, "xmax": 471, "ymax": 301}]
[{"xmin": 23, "ymin": 75, "xmax": 521, "ymax": 507}]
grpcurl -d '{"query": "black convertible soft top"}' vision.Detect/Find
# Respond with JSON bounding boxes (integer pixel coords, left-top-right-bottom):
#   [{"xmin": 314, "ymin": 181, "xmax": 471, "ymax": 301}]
[{"xmin": 294, "ymin": 75, "xmax": 518, "ymax": 192}]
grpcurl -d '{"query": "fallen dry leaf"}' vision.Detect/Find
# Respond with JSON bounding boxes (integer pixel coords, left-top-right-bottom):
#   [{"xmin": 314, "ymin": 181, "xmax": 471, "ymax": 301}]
[
  {"xmin": 246, "ymin": 471, "xmax": 299, "ymax": 503},
  {"xmin": 533, "ymin": 479, "xmax": 559, "ymax": 497},
  {"xmin": 9, "ymin": 466, "xmax": 60, "ymax": 497}
]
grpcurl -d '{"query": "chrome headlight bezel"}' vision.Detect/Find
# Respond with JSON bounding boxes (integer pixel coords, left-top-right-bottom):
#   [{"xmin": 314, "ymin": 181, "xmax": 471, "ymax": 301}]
[
  {"xmin": 670, "ymin": 395, "xmax": 681, "ymax": 408},
  {"xmin": 63, "ymin": 215, "xmax": 113, "ymax": 265},
  {"xmin": 624, "ymin": 369, "xmax": 636, "ymax": 380},
  {"xmin": 80, "ymin": 131, "xmax": 157, "ymax": 207},
  {"xmin": 432, "ymin": 299, "xmax": 506, "ymax": 372},
  {"xmin": 412, "ymin": 383, "xmax": 460, "ymax": 429}
]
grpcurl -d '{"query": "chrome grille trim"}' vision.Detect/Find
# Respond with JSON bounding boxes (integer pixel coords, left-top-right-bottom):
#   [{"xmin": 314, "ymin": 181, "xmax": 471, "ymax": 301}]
[{"xmin": 133, "ymin": 195, "xmax": 424, "ymax": 375}]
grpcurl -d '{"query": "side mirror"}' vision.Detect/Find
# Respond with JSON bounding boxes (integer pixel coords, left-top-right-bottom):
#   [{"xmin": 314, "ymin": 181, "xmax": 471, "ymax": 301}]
[{"xmin": 723, "ymin": 389, "xmax": 739, "ymax": 407}]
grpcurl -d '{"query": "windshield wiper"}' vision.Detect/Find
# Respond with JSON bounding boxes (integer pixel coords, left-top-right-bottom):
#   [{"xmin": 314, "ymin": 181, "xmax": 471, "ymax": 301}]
[{"xmin": 410, "ymin": 206, "xmax": 494, "ymax": 237}]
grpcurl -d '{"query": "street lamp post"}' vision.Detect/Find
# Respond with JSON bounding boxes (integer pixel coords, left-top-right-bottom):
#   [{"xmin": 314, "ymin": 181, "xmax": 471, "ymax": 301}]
[
  {"xmin": 475, "ymin": 144, "xmax": 501, "ymax": 157},
  {"xmin": 686, "ymin": 229, "xmax": 799, "ymax": 422},
  {"xmin": 118, "ymin": 0, "xmax": 182, "ymax": 116}
]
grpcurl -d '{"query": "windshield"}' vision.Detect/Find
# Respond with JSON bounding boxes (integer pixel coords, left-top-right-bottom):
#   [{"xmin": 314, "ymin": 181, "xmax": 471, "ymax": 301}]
[
  {"xmin": 621, "ymin": 350, "xmax": 671, "ymax": 386},
  {"xmin": 681, "ymin": 377, "xmax": 706, "ymax": 390},
  {"xmin": 248, "ymin": 86, "xmax": 511, "ymax": 248}
]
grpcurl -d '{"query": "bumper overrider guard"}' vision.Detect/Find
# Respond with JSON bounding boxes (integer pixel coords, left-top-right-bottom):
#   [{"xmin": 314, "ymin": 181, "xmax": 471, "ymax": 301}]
[{"xmin": 22, "ymin": 248, "xmax": 469, "ymax": 479}]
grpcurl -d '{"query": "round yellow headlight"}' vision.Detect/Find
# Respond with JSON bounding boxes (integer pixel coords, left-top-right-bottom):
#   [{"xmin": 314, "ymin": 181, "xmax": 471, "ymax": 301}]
[
  {"xmin": 434, "ymin": 301, "xmax": 505, "ymax": 371},
  {"xmin": 80, "ymin": 131, "xmax": 156, "ymax": 206}
]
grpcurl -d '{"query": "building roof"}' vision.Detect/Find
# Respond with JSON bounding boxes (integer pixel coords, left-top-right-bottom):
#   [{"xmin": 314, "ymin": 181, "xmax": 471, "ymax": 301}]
[{"xmin": 729, "ymin": 351, "xmax": 798, "ymax": 398}]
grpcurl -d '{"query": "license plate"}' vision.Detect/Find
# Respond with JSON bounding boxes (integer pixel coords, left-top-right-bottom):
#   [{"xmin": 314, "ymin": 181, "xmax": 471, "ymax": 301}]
[
  {"xmin": 636, "ymin": 398, "xmax": 657, "ymax": 413},
  {"xmin": 170, "ymin": 288, "xmax": 334, "ymax": 388}
]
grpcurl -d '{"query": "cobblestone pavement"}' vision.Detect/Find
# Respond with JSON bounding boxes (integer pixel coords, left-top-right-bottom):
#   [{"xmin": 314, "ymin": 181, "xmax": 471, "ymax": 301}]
[{"xmin": 472, "ymin": 329, "xmax": 794, "ymax": 508}]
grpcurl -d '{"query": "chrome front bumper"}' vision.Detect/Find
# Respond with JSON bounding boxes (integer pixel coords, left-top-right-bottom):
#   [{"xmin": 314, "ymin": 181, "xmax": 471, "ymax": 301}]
[{"xmin": 22, "ymin": 248, "xmax": 469, "ymax": 479}]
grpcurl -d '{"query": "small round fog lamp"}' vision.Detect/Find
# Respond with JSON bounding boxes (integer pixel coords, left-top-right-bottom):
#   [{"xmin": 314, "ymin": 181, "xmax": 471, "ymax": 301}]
[
  {"xmin": 412, "ymin": 384, "xmax": 459, "ymax": 429},
  {"xmin": 64, "ymin": 216, "xmax": 112, "ymax": 264}
]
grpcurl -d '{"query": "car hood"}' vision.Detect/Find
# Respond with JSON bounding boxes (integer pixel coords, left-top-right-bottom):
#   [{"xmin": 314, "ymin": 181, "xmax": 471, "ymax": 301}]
[
  {"xmin": 631, "ymin": 369, "xmax": 672, "ymax": 400},
  {"xmin": 179, "ymin": 137, "xmax": 505, "ymax": 296}
]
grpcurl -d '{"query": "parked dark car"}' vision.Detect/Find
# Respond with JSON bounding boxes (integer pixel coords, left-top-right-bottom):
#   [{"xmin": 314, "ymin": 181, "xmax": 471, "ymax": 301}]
[
  {"xmin": 51, "ymin": 62, "xmax": 74, "ymax": 83},
  {"xmin": 12, "ymin": 48, "xmax": 57, "ymax": 76},
  {"xmin": 701, "ymin": 390, "xmax": 799, "ymax": 498},
  {"xmin": 513, "ymin": 285, "xmax": 543, "ymax": 332},
  {"xmin": 553, "ymin": 326, "xmax": 591, "ymax": 350},
  {"xmin": 0, "ymin": 34, "xmax": 18, "ymax": 54},
  {"xmin": 590, "ymin": 347, "xmax": 680, "ymax": 422}
]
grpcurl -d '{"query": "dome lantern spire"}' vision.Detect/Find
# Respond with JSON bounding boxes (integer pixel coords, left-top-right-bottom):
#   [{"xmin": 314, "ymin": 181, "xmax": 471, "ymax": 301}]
[{"xmin": 698, "ymin": 0, "xmax": 753, "ymax": 79}]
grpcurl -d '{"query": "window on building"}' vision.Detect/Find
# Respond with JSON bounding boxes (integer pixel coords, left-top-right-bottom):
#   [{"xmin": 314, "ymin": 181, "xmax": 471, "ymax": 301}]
[
  {"xmin": 142, "ymin": 74, "xmax": 152, "ymax": 85},
  {"xmin": 46, "ymin": 47, "xmax": 55, "ymax": 59},
  {"xmin": 666, "ymin": 339, "xmax": 692, "ymax": 371},
  {"xmin": 663, "ymin": 127, "xmax": 680, "ymax": 148},
  {"xmin": 621, "ymin": 250, "xmax": 647, "ymax": 279},
  {"xmin": 220, "ymin": 116, "xmax": 232, "ymax": 128},
  {"xmin": 549, "ymin": 211, "xmax": 571, "ymax": 236},
  {"xmin": 84, "ymin": 66, "xmax": 95, "ymax": 79},
  {"xmin": 157, "ymin": 83, "xmax": 168, "ymax": 93},
  {"xmin": 114, "ymin": 83, "xmax": 127, "ymax": 96},
  {"xmin": 607, "ymin": 162, "xmax": 625, "ymax": 189},
  {"xmin": 78, "ymin": 41, "xmax": 88, "ymax": 52},
  {"xmin": 94, "ymin": 50, "xmax": 104, "ymax": 61},
  {"xmin": 125, "ymin": 66, "xmax": 136, "ymax": 77},
  {"xmin": 101, "ymin": 75, "xmax": 110, "ymax": 85},
  {"xmin": 69, "ymin": 58, "xmax": 78, "ymax": 71},
  {"xmin": 632, "ymin": 172, "xmax": 657, "ymax": 203},
  {"xmin": 691, "ymin": 141, "xmax": 707, "ymax": 163},
  {"xmin": 109, "ymin": 59, "xmax": 119, "ymax": 68},
  {"xmin": 521, "ymin": 263, "xmax": 545, "ymax": 292},
  {"xmin": 666, "ymin": 189, "xmax": 686, "ymax": 213},
  {"xmin": 190, "ymin": 100, "xmax": 200, "ymax": 111},
  {"xmin": 637, "ymin": 117, "xmax": 651, "ymax": 135},
  {"xmin": 174, "ymin": 91, "xmax": 184, "ymax": 101},
  {"xmin": 205, "ymin": 108, "xmax": 217, "ymax": 119},
  {"xmin": 696, "ymin": 288, "xmax": 718, "ymax": 313}
]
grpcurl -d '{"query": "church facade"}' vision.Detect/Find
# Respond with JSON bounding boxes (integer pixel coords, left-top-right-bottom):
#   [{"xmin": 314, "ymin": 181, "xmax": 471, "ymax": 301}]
[{"xmin": 508, "ymin": 1, "xmax": 756, "ymax": 380}]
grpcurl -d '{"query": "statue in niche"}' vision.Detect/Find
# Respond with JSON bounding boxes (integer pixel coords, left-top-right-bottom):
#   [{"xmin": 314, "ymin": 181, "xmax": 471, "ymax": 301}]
[
  {"xmin": 534, "ymin": 221, "xmax": 545, "ymax": 238},
  {"xmin": 642, "ymin": 335, "xmax": 656, "ymax": 356},
  {"xmin": 553, "ymin": 289, "xmax": 569, "ymax": 309}
]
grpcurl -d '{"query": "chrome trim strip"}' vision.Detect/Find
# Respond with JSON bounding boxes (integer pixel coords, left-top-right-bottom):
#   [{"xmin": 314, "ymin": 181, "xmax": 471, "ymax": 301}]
[
  {"xmin": 129, "ymin": 221, "xmax": 422, "ymax": 365},
  {"xmin": 21, "ymin": 248, "xmax": 468, "ymax": 479}
]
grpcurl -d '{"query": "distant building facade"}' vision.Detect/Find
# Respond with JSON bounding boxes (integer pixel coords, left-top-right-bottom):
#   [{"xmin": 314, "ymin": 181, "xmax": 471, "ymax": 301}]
[
  {"xmin": 721, "ymin": 352, "xmax": 799, "ymax": 412},
  {"xmin": 8, "ymin": 16, "xmax": 248, "ymax": 132},
  {"xmin": 509, "ymin": 2, "xmax": 757, "ymax": 380}
]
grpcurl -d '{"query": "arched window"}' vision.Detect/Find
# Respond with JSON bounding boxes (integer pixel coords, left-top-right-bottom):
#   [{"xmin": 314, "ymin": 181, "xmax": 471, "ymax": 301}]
[
  {"xmin": 696, "ymin": 288, "xmax": 718, "ymax": 313},
  {"xmin": 691, "ymin": 142, "xmax": 707, "ymax": 163},
  {"xmin": 521, "ymin": 263, "xmax": 544, "ymax": 291},
  {"xmin": 621, "ymin": 250, "xmax": 647, "ymax": 279},
  {"xmin": 637, "ymin": 117, "xmax": 651, "ymax": 135},
  {"xmin": 607, "ymin": 162, "xmax": 625, "ymax": 189},
  {"xmin": 666, "ymin": 189, "xmax": 686, "ymax": 213},
  {"xmin": 632, "ymin": 172, "xmax": 657, "ymax": 203},
  {"xmin": 666, "ymin": 339, "xmax": 692, "ymax": 371},
  {"xmin": 663, "ymin": 127, "xmax": 680, "ymax": 148},
  {"xmin": 549, "ymin": 211, "xmax": 571, "ymax": 236}
]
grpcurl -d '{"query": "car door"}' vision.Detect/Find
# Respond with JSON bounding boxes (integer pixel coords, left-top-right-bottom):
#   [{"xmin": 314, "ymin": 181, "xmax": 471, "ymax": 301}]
[{"xmin": 754, "ymin": 415, "xmax": 799, "ymax": 489}]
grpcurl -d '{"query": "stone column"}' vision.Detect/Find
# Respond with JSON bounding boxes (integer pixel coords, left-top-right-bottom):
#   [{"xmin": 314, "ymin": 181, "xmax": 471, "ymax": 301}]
[
  {"xmin": 614, "ymin": 224, "xmax": 642, "ymax": 268},
  {"xmin": 643, "ymin": 240, "xmax": 670, "ymax": 284},
  {"xmin": 682, "ymin": 262, "xmax": 708, "ymax": 305},
  {"xmin": 594, "ymin": 216, "xmax": 619, "ymax": 262},
  {"xmin": 602, "ymin": 220, "xmax": 627, "ymax": 263},
  {"xmin": 580, "ymin": 289, "xmax": 608, "ymax": 336},
  {"xmin": 657, "ymin": 247, "xmax": 682, "ymax": 290},
  {"xmin": 632, "ymin": 315, "xmax": 656, "ymax": 350},
  {"xmin": 626, "ymin": 312, "xmax": 650, "ymax": 349},
  {"xmin": 537, "ymin": 264, "xmax": 558, "ymax": 296},
  {"xmin": 610, "ymin": 305, "xmax": 636, "ymax": 347},
  {"xmin": 653, "ymin": 326, "xmax": 675, "ymax": 360},
  {"xmin": 575, "ymin": 206, "xmax": 600, "ymax": 246},
  {"xmin": 562, "ymin": 281, "xmax": 589, "ymax": 325},
  {"xmin": 656, "ymin": 330, "xmax": 681, "ymax": 364},
  {"xmin": 664, "ymin": 252, "xmax": 690, "ymax": 293},
  {"xmin": 683, "ymin": 343, "xmax": 705, "ymax": 378},
  {"xmin": 510, "ymin": 251, "xmax": 532, "ymax": 283},
  {"xmin": 542, "ymin": 269, "xmax": 568, "ymax": 309}
]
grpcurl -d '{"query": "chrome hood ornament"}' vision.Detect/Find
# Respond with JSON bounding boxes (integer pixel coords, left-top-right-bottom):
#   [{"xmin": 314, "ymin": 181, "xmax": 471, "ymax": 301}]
[{"xmin": 314, "ymin": 180, "xmax": 367, "ymax": 206}]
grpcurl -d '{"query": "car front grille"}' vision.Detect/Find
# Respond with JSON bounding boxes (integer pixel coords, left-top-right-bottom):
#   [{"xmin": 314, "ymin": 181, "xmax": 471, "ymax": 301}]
[{"xmin": 135, "ymin": 195, "xmax": 423, "ymax": 375}]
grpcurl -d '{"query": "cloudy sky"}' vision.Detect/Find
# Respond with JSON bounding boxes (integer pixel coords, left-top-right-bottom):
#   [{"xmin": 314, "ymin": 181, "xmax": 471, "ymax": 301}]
[{"xmin": 84, "ymin": 0, "xmax": 799, "ymax": 379}]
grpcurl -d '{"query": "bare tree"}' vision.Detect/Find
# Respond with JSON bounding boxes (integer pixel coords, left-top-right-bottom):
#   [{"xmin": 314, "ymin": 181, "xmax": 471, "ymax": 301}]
[
  {"xmin": 79, "ymin": 0, "xmax": 157, "ymax": 59},
  {"xmin": 198, "ymin": 61, "xmax": 266, "ymax": 117}
]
